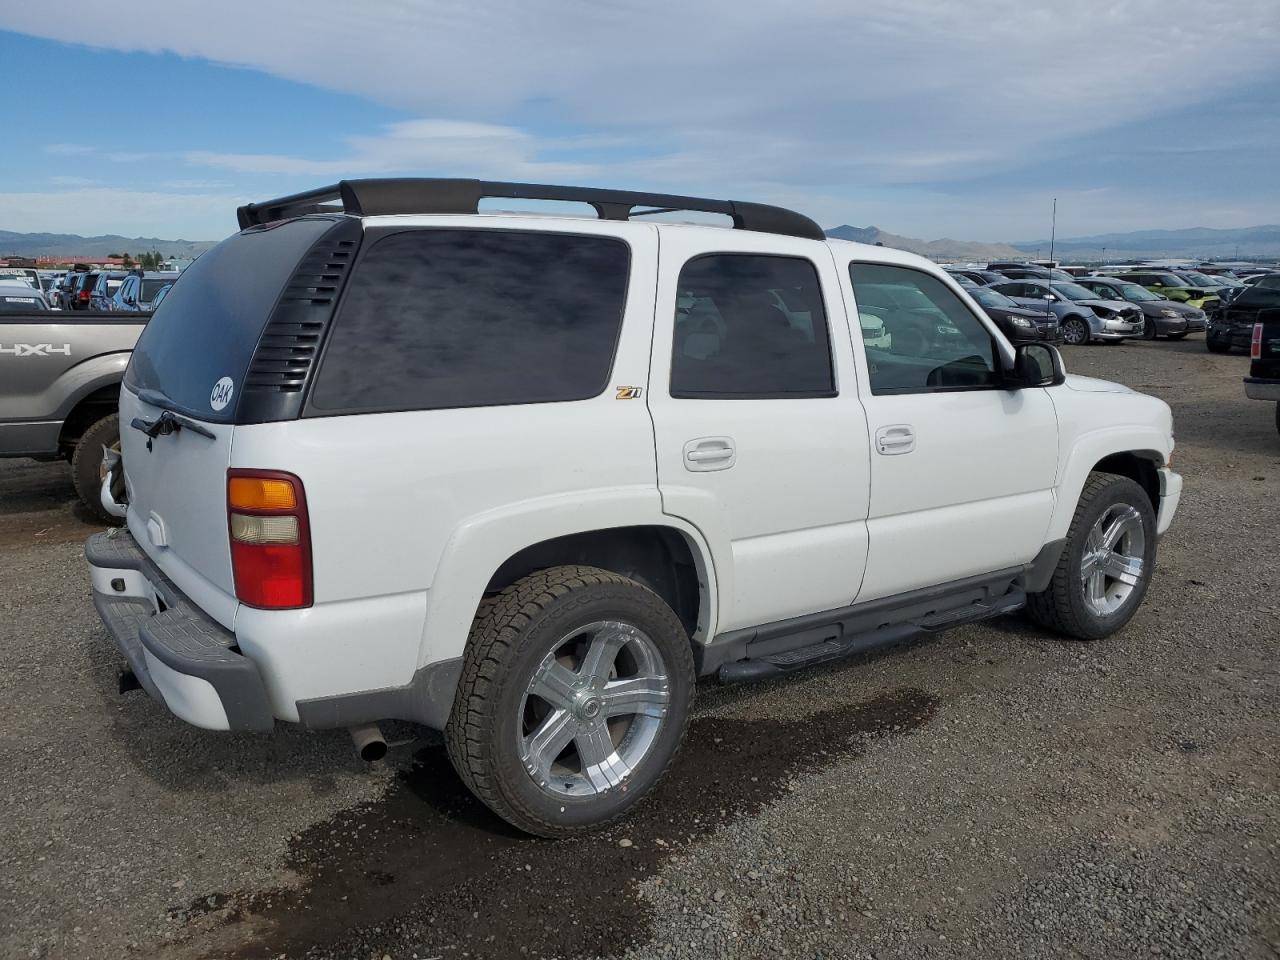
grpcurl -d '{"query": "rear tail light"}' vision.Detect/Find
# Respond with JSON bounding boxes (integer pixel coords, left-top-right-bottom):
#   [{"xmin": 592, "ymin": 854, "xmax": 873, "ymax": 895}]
[
  {"xmin": 1252, "ymin": 323, "xmax": 1264, "ymax": 360},
  {"xmin": 227, "ymin": 470, "xmax": 312, "ymax": 609},
  {"xmin": 78, "ymin": 290, "xmax": 89, "ymax": 301}
]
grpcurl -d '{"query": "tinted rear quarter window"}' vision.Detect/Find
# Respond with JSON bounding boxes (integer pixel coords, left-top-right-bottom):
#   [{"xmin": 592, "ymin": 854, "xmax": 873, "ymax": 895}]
[
  {"xmin": 126, "ymin": 216, "xmax": 344, "ymax": 422},
  {"xmin": 308, "ymin": 229, "xmax": 630, "ymax": 413}
]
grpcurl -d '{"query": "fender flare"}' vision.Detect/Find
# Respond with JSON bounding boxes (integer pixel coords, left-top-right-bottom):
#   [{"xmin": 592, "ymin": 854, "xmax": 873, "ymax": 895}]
[
  {"xmin": 1046, "ymin": 425, "xmax": 1168, "ymax": 542},
  {"xmin": 49, "ymin": 352, "xmax": 130, "ymax": 422},
  {"xmin": 417, "ymin": 487, "xmax": 724, "ymax": 669}
]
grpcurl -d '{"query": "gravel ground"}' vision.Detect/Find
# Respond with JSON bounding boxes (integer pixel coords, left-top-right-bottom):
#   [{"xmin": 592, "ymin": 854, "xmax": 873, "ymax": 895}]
[{"xmin": 0, "ymin": 337, "xmax": 1276, "ymax": 960}]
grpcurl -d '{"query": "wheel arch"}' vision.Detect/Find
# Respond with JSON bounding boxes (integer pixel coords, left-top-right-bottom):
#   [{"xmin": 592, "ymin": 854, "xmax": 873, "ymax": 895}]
[
  {"xmin": 1047, "ymin": 432, "xmax": 1167, "ymax": 542},
  {"xmin": 418, "ymin": 498, "xmax": 722, "ymax": 673}
]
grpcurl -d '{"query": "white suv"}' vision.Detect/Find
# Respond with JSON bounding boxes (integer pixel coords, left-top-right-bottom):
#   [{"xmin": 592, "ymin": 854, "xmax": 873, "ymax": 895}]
[{"xmin": 86, "ymin": 179, "xmax": 1183, "ymax": 836}]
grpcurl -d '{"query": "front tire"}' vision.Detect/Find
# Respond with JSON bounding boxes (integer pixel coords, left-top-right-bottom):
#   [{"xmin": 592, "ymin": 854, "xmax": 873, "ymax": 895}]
[
  {"xmin": 1061, "ymin": 316, "xmax": 1091, "ymax": 346},
  {"xmin": 446, "ymin": 565, "xmax": 695, "ymax": 837},
  {"xmin": 1206, "ymin": 336, "xmax": 1230, "ymax": 353},
  {"xmin": 1027, "ymin": 473, "xmax": 1156, "ymax": 640},
  {"xmin": 70, "ymin": 413, "xmax": 120, "ymax": 524}
]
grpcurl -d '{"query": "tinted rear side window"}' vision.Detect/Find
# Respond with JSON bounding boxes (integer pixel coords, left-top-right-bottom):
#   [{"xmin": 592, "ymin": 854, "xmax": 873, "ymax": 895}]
[
  {"xmin": 308, "ymin": 229, "xmax": 630, "ymax": 413},
  {"xmin": 125, "ymin": 217, "xmax": 344, "ymax": 422}
]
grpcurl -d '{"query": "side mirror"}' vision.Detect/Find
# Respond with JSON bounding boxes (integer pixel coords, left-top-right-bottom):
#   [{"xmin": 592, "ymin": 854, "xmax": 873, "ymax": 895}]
[{"xmin": 1011, "ymin": 342, "xmax": 1066, "ymax": 388}]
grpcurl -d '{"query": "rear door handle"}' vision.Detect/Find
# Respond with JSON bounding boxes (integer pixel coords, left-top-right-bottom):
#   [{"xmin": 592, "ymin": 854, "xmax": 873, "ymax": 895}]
[
  {"xmin": 684, "ymin": 437, "xmax": 736, "ymax": 472},
  {"xmin": 875, "ymin": 424, "xmax": 915, "ymax": 455}
]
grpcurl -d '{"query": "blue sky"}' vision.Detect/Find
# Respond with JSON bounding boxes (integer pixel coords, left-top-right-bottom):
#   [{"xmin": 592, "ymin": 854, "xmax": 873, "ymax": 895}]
[{"xmin": 0, "ymin": 0, "xmax": 1277, "ymax": 242}]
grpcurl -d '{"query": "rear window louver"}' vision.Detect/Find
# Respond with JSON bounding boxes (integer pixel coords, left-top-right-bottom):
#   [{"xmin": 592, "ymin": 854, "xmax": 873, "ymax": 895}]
[
  {"xmin": 246, "ymin": 238, "xmax": 356, "ymax": 393},
  {"xmin": 237, "ymin": 217, "xmax": 364, "ymax": 424}
]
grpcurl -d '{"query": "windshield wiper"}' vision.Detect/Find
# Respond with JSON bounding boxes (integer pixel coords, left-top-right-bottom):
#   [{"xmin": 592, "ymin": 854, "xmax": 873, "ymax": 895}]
[{"xmin": 130, "ymin": 409, "xmax": 215, "ymax": 441}]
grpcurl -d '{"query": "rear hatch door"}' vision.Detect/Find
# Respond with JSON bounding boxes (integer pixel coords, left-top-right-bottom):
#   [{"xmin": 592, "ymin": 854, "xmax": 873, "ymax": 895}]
[{"xmin": 119, "ymin": 215, "xmax": 354, "ymax": 625}]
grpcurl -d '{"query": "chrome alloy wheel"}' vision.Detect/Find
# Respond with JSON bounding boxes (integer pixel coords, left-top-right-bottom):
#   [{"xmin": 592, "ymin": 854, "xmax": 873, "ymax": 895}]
[
  {"xmin": 519, "ymin": 621, "xmax": 670, "ymax": 799},
  {"xmin": 1080, "ymin": 503, "xmax": 1147, "ymax": 617},
  {"xmin": 1062, "ymin": 318, "xmax": 1090, "ymax": 345}
]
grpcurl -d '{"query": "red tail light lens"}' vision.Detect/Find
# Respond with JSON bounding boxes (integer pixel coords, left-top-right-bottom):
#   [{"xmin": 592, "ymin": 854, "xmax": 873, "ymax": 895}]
[
  {"xmin": 227, "ymin": 469, "xmax": 312, "ymax": 609},
  {"xmin": 1252, "ymin": 323, "xmax": 1263, "ymax": 360},
  {"xmin": 78, "ymin": 290, "xmax": 89, "ymax": 301}
]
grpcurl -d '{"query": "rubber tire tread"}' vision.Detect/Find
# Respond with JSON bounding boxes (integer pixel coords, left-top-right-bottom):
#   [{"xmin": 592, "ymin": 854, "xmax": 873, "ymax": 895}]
[
  {"xmin": 445, "ymin": 564, "xmax": 694, "ymax": 838},
  {"xmin": 71, "ymin": 413, "xmax": 119, "ymax": 524},
  {"xmin": 1026, "ymin": 472, "xmax": 1154, "ymax": 640}
]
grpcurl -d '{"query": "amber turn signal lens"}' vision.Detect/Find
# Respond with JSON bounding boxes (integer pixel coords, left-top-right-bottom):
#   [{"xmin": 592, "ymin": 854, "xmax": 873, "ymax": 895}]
[{"xmin": 228, "ymin": 476, "xmax": 297, "ymax": 510}]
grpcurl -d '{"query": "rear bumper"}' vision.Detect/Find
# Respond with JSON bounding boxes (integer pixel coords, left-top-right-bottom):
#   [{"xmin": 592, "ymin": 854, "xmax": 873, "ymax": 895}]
[
  {"xmin": 86, "ymin": 529, "xmax": 274, "ymax": 732},
  {"xmin": 1244, "ymin": 378, "xmax": 1280, "ymax": 402},
  {"xmin": 1156, "ymin": 466, "xmax": 1182, "ymax": 537}
]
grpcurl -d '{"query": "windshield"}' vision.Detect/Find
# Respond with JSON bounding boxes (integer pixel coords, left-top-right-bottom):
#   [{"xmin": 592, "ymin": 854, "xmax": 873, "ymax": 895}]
[
  {"xmin": 1180, "ymin": 271, "xmax": 1217, "ymax": 286},
  {"xmin": 1115, "ymin": 282, "xmax": 1160, "ymax": 302},
  {"xmin": 1051, "ymin": 282, "xmax": 1098, "ymax": 301},
  {"xmin": 0, "ymin": 292, "xmax": 47, "ymax": 312},
  {"xmin": 1151, "ymin": 273, "xmax": 1186, "ymax": 286},
  {"xmin": 140, "ymin": 279, "xmax": 172, "ymax": 300},
  {"xmin": 971, "ymin": 287, "xmax": 1019, "ymax": 309}
]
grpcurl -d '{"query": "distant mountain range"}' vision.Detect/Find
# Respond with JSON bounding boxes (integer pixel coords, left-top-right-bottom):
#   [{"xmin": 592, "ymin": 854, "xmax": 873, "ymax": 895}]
[
  {"xmin": 4, "ymin": 221, "xmax": 1278, "ymax": 264},
  {"xmin": 824, "ymin": 225, "xmax": 1023, "ymax": 261},
  {"xmin": 0, "ymin": 230, "xmax": 219, "ymax": 260},
  {"xmin": 1007, "ymin": 224, "xmax": 1280, "ymax": 261},
  {"xmin": 827, "ymin": 223, "xmax": 1280, "ymax": 262}
]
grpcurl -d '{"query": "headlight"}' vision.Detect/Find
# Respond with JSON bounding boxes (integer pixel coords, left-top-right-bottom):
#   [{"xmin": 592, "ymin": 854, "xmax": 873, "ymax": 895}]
[
  {"xmin": 1160, "ymin": 308, "xmax": 1179, "ymax": 318},
  {"xmin": 1011, "ymin": 316, "xmax": 1032, "ymax": 327}
]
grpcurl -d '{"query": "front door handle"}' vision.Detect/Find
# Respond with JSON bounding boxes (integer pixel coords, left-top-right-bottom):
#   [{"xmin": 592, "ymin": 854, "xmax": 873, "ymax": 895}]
[
  {"xmin": 684, "ymin": 437, "xmax": 736, "ymax": 472},
  {"xmin": 875, "ymin": 424, "xmax": 915, "ymax": 455}
]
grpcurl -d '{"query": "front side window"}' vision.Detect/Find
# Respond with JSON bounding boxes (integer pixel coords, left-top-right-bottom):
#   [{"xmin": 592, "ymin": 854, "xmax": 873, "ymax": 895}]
[
  {"xmin": 310, "ymin": 229, "xmax": 630, "ymax": 413},
  {"xmin": 849, "ymin": 262, "xmax": 999, "ymax": 394},
  {"xmin": 670, "ymin": 254, "xmax": 834, "ymax": 399}
]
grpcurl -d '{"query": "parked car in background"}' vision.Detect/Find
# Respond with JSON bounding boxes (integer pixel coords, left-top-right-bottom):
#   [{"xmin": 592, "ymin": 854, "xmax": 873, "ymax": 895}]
[
  {"xmin": 1072, "ymin": 276, "xmax": 1205, "ymax": 341},
  {"xmin": 950, "ymin": 273, "xmax": 980, "ymax": 289},
  {"xmin": 49, "ymin": 271, "xmax": 84, "ymax": 309},
  {"xmin": 947, "ymin": 268, "xmax": 1007, "ymax": 286},
  {"xmin": 1207, "ymin": 280, "xmax": 1280, "ymax": 353},
  {"xmin": 0, "ymin": 297, "xmax": 148, "ymax": 516},
  {"xmin": 1103, "ymin": 270, "xmax": 1219, "ymax": 311},
  {"xmin": 88, "ymin": 271, "xmax": 129, "ymax": 311},
  {"xmin": 0, "ymin": 281, "xmax": 51, "ymax": 313},
  {"xmin": 1244, "ymin": 309, "xmax": 1280, "ymax": 435},
  {"xmin": 110, "ymin": 271, "xmax": 181, "ymax": 312},
  {"xmin": 67, "ymin": 271, "xmax": 100, "ymax": 310},
  {"xmin": 987, "ymin": 261, "xmax": 1047, "ymax": 275},
  {"xmin": 0, "ymin": 269, "xmax": 39, "ymax": 288},
  {"xmin": 999, "ymin": 267, "xmax": 1079, "ymax": 282},
  {"xmin": 968, "ymin": 286, "xmax": 1063, "ymax": 343},
  {"xmin": 988, "ymin": 279, "xmax": 1143, "ymax": 345},
  {"xmin": 146, "ymin": 281, "xmax": 174, "ymax": 309}
]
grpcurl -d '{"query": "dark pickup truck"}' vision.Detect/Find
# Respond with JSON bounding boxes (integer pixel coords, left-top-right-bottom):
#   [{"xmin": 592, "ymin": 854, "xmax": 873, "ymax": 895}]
[
  {"xmin": 1245, "ymin": 308, "xmax": 1280, "ymax": 436},
  {"xmin": 1, "ymin": 308, "xmax": 149, "ymax": 518}
]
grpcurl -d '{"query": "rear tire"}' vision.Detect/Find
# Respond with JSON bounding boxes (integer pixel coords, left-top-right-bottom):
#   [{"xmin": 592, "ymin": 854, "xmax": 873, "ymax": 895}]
[
  {"xmin": 70, "ymin": 413, "xmax": 120, "ymax": 524},
  {"xmin": 1027, "ymin": 472, "xmax": 1156, "ymax": 641},
  {"xmin": 446, "ymin": 565, "xmax": 695, "ymax": 837}
]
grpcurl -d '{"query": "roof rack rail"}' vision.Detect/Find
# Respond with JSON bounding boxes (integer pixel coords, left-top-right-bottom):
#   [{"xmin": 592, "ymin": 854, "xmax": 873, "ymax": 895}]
[{"xmin": 236, "ymin": 178, "xmax": 825, "ymax": 241}]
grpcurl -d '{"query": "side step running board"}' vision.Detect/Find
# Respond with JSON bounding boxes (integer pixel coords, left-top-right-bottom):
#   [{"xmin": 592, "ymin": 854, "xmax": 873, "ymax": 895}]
[{"xmin": 716, "ymin": 589, "xmax": 1026, "ymax": 685}]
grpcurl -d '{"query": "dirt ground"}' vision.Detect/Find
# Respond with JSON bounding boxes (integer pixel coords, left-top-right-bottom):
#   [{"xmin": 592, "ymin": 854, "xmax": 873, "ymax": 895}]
[{"xmin": 0, "ymin": 337, "xmax": 1276, "ymax": 960}]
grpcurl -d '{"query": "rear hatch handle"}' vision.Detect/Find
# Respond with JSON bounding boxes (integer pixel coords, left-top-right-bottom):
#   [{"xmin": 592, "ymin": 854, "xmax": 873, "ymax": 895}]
[{"xmin": 130, "ymin": 409, "xmax": 216, "ymax": 441}]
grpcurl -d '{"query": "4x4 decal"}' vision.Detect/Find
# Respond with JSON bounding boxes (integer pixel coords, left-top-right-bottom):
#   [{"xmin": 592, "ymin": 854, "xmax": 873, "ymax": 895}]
[{"xmin": 0, "ymin": 343, "xmax": 71, "ymax": 357}]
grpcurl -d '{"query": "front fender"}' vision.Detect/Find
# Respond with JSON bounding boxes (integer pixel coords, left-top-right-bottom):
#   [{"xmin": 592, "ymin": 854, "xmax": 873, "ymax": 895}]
[{"xmin": 417, "ymin": 488, "xmax": 723, "ymax": 669}]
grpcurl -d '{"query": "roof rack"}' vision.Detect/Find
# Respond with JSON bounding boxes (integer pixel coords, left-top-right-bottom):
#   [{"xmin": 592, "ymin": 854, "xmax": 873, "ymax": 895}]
[{"xmin": 235, "ymin": 178, "xmax": 825, "ymax": 241}]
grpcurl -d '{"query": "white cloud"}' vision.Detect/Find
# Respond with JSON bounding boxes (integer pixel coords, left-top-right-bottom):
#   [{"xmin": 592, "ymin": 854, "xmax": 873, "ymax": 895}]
[
  {"xmin": 184, "ymin": 119, "xmax": 606, "ymax": 180},
  {"xmin": 3, "ymin": 0, "xmax": 1278, "ymax": 235}
]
